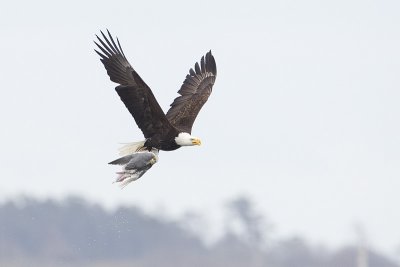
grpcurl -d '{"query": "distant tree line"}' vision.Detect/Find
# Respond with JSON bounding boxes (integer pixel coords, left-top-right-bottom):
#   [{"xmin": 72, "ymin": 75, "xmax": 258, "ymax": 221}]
[{"xmin": 0, "ymin": 196, "xmax": 398, "ymax": 267}]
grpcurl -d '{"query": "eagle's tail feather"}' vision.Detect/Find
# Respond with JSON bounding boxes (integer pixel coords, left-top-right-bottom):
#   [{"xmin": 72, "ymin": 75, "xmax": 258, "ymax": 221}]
[{"xmin": 118, "ymin": 141, "xmax": 146, "ymax": 156}]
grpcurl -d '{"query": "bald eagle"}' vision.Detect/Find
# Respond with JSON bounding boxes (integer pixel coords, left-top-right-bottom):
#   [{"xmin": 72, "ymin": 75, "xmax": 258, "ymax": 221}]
[{"xmin": 94, "ymin": 30, "xmax": 217, "ymax": 185}]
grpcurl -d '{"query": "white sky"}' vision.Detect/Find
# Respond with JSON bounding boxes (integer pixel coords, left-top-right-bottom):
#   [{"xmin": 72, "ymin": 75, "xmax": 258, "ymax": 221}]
[{"xmin": 1, "ymin": 0, "xmax": 400, "ymax": 259}]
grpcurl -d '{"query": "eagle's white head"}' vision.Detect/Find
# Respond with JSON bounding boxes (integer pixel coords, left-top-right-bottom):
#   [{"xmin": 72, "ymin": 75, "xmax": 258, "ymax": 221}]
[{"xmin": 175, "ymin": 132, "xmax": 201, "ymax": 146}]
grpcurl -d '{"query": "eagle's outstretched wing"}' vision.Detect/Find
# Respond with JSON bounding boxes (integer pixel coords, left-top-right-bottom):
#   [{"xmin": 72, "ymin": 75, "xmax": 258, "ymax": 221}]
[
  {"xmin": 94, "ymin": 30, "xmax": 173, "ymax": 139},
  {"xmin": 166, "ymin": 51, "xmax": 217, "ymax": 134}
]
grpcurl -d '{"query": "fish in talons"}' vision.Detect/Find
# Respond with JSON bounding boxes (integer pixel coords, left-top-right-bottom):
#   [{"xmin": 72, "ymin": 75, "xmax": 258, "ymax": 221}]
[{"xmin": 109, "ymin": 149, "xmax": 159, "ymax": 188}]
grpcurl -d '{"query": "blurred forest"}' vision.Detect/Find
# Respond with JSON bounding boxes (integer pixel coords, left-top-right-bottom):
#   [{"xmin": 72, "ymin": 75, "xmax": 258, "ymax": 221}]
[{"xmin": 0, "ymin": 196, "xmax": 398, "ymax": 267}]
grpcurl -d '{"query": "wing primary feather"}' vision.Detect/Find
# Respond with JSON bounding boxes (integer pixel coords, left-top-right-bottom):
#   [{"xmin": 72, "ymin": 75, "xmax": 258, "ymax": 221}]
[
  {"xmin": 200, "ymin": 56, "xmax": 205, "ymax": 72},
  {"xmin": 94, "ymin": 41, "xmax": 112, "ymax": 58},
  {"xmin": 107, "ymin": 29, "xmax": 123, "ymax": 56},
  {"xmin": 100, "ymin": 31, "xmax": 118, "ymax": 54},
  {"xmin": 211, "ymin": 51, "xmax": 217, "ymax": 75},
  {"xmin": 116, "ymin": 37, "xmax": 126, "ymax": 58},
  {"xmin": 100, "ymin": 33, "xmax": 127, "ymax": 74},
  {"xmin": 95, "ymin": 35, "xmax": 115, "ymax": 56},
  {"xmin": 205, "ymin": 53, "xmax": 210, "ymax": 72},
  {"xmin": 94, "ymin": 50, "xmax": 105, "ymax": 59},
  {"xmin": 97, "ymin": 32, "xmax": 129, "ymax": 72},
  {"xmin": 195, "ymin": 62, "xmax": 201, "ymax": 74}
]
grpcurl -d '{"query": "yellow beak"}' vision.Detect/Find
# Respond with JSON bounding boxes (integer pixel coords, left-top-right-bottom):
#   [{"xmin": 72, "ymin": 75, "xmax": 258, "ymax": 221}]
[{"xmin": 192, "ymin": 138, "xmax": 202, "ymax": 146}]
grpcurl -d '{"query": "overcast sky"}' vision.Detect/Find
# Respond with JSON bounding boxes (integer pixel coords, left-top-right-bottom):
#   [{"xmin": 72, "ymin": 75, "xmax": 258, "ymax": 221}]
[{"xmin": 1, "ymin": 0, "xmax": 400, "ymax": 259}]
